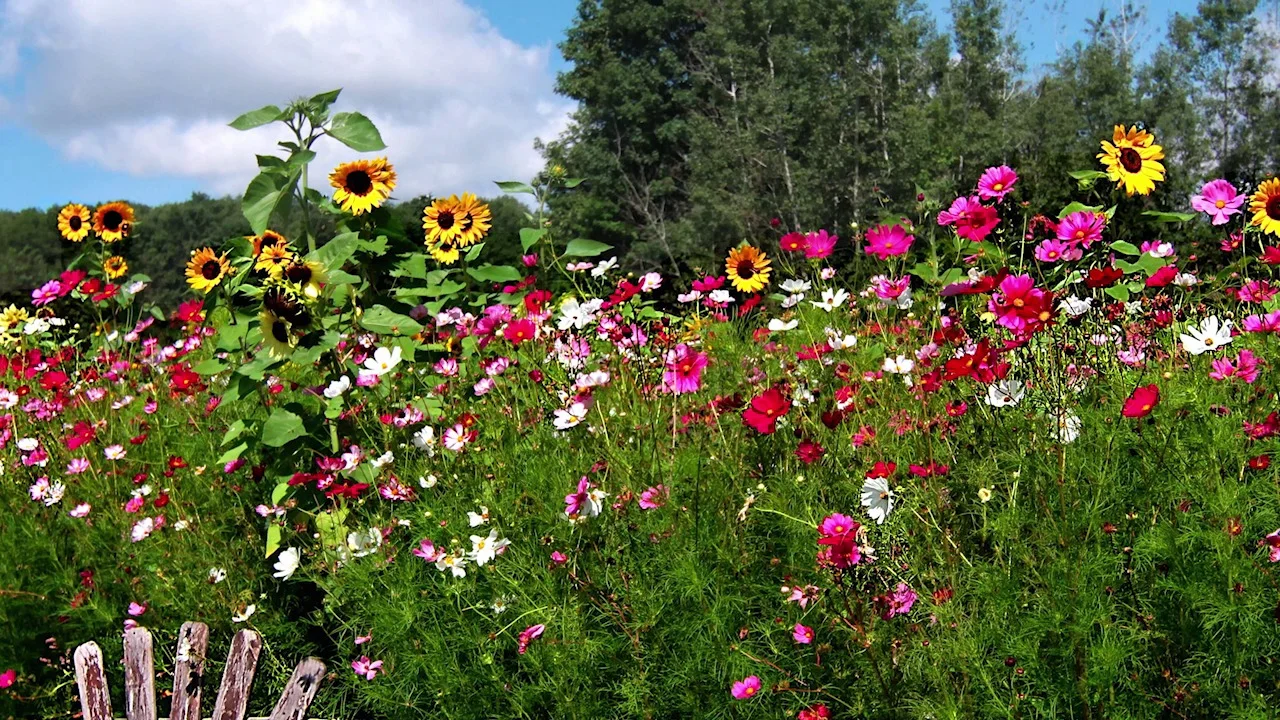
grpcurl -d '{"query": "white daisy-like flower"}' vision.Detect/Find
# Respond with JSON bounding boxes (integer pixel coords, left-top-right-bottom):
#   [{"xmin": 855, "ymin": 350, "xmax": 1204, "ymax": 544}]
[
  {"xmin": 985, "ymin": 379, "xmax": 1024, "ymax": 407},
  {"xmin": 273, "ymin": 547, "xmax": 301, "ymax": 580},
  {"xmin": 860, "ymin": 476, "xmax": 895, "ymax": 525},
  {"xmin": 1179, "ymin": 316, "xmax": 1232, "ymax": 355}
]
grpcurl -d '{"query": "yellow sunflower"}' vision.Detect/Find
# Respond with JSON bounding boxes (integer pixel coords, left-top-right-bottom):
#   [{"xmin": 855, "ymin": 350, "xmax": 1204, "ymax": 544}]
[
  {"xmin": 428, "ymin": 237, "xmax": 461, "ymax": 265},
  {"xmin": 280, "ymin": 258, "xmax": 328, "ymax": 300},
  {"xmin": 454, "ymin": 193, "xmax": 493, "ymax": 247},
  {"xmin": 1250, "ymin": 178, "xmax": 1280, "ymax": 236},
  {"xmin": 725, "ymin": 245, "xmax": 772, "ymax": 293},
  {"xmin": 103, "ymin": 256, "xmax": 128, "ymax": 280},
  {"xmin": 1097, "ymin": 125, "xmax": 1165, "ymax": 196},
  {"xmin": 186, "ymin": 248, "xmax": 231, "ymax": 294},
  {"xmin": 251, "ymin": 230, "xmax": 290, "ymax": 257},
  {"xmin": 0, "ymin": 304, "xmax": 30, "ymax": 333},
  {"xmin": 57, "ymin": 203, "xmax": 92, "ymax": 242},
  {"xmin": 93, "ymin": 201, "xmax": 135, "ymax": 243},
  {"xmin": 423, "ymin": 196, "xmax": 465, "ymax": 246},
  {"xmin": 254, "ymin": 244, "xmax": 294, "ymax": 276},
  {"xmin": 261, "ymin": 285, "xmax": 313, "ymax": 329},
  {"xmin": 259, "ymin": 309, "xmax": 297, "ymax": 357},
  {"xmin": 329, "ymin": 158, "xmax": 396, "ymax": 215}
]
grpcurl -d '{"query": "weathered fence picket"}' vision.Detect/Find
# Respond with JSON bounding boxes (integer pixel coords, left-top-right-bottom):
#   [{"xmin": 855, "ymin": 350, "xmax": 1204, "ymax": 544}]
[{"xmin": 72, "ymin": 623, "xmax": 325, "ymax": 720}]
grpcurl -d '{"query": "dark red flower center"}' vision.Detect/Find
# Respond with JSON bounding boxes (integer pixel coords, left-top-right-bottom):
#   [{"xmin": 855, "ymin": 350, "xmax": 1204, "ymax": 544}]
[
  {"xmin": 201, "ymin": 260, "xmax": 222, "ymax": 280},
  {"xmin": 103, "ymin": 210, "xmax": 123, "ymax": 231},
  {"xmin": 1118, "ymin": 148, "xmax": 1143, "ymax": 174},
  {"xmin": 345, "ymin": 171, "xmax": 372, "ymax": 196}
]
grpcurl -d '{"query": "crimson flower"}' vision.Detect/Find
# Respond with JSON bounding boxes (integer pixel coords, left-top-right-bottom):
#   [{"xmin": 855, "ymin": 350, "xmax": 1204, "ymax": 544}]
[
  {"xmin": 742, "ymin": 387, "xmax": 790, "ymax": 434},
  {"xmin": 1122, "ymin": 384, "xmax": 1160, "ymax": 418}
]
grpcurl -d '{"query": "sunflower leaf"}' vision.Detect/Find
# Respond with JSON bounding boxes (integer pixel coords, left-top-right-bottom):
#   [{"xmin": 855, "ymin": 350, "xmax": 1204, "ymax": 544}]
[
  {"xmin": 309, "ymin": 89, "xmax": 342, "ymax": 113},
  {"xmin": 229, "ymin": 105, "xmax": 286, "ymax": 131},
  {"xmin": 242, "ymin": 171, "xmax": 297, "ymax": 235},
  {"xmin": 467, "ymin": 265, "xmax": 524, "ymax": 283},
  {"xmin": 261, "ymin": 409, "xmax": 305, "ymax": 447},
  {"xmin": 563, "ymin": 178, "xmax": 586, "ymax": 188},
  {"xmin": 520, "ymin": 228, "xmax": 547, "ymax": 252},
  {"xmin": 495, "ymin": 181, "xmax": 537, "ymax": 195},
  {"xmin": 1057, "ymin": 202, "xmax": 1103, "ymax": 219},
  {"xmin": 361, "ymin": 305, "xmax": 423, "ymax": 336},
  {"xmin": 309, "ymin": 232, "xmax": 359, "ymax": 273},
  {"xmin": 563, "ymin": 239, "xmax": 613, "ymax": 257},
  {"xmin": 327, "ymin": 111, "xmax": 386, "ymax": 152},
  {"xmin": 1143, "ymin": 210, "xmax": 1197, "ymax": 223}
]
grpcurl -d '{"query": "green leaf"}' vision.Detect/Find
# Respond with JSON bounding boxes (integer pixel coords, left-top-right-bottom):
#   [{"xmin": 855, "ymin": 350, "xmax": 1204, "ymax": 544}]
[
  {"xmin": 563, "ymin": 177, "xmax": 585, "ymax": 188},
  {"xmin": 215, "ymin": 442, "xmax": 247, "ymax": 466},
  {"xmin": 1067, "ymin": 169, "xmax": 1108, "ymax": 181},
  {"xmin": 907, "ymin": 262, "xmax": 938, "ymax": 284},
  {"xmin": 222, "ymin": 420, "xmax": 246, "ymax": 447},
  {"xmin": 229, "ymin": 104, "xmax": 285, "ymax": 130},
  {"xmin": 237, "ymin": 353, "xmax": 280, "ymax": 381},
  {"xmin": 327, "ymin": 111, "xmax": 386, "ymax": 151},
  {"xmin": 286, "ymin": 149, "xmax": 317, "ymax": 167},
  {"xmin": 271, "ymin": 481, "xmax": 291, "ymax": 505},
  {"xmin": 520, "ymin": 227, "xmax": 547, "ymax": 252},
  {"xmin": 495, "ymin": 180, "xmax": 536, "ymax": 195},
  {"xmin": 309, "ymin": 88, "xmax": 342, "ymax": 111},
  {"xmin": 265, "ymin": 525, "xmax": 282, "ymax": 559},
  {"xmin": 309, "ymin": 231, "xmax": 359, "ymax": 272},
  {"xmin": 193, "ymin": 358, "xmax": 226, "ymax": 375},
  {"xmin": 1057, "ymin": 202, "xmax": 1102, "ymax": 219},
  {"xmin": 257, "ymin": 154, "xmax": 286, "ymax": 169},
  {"xmin": 1109, "ymin": 241, "xmax": 1141, "ymax": 256},
  {"xmin": 464, "ymin": 243, "xmax": 486, "ymax": 262},
  {"xmin": 1103, "ymin": 285, "xmax": 1131, "ymax": 302},
  {"xmin": 261, "ymin": 409, "xmax": 306, "ymax": 447},
  {"xmin": 1143, "ymin": 210, "xmax": 1197, "ymax": 223},
  {"xmin": 563, "ymin": 238, "xmax": 613, "ymax": 257},
  {"xmin": 391, "ymin": 253, "xmax": 429, "ymax": 280},
  {"xmin": 242, "ymin": 171, "xmax": 297, "ymax": 235},
  {"xmin": 361, "ymin": 305, "xmax": 423, "ymax": 336},
  {"xmin": 467, "ymin": 265, "xmax": 524, "ymax": 283}
]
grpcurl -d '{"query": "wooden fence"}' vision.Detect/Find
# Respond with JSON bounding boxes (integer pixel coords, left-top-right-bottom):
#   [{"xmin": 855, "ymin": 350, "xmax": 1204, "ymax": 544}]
[{"xmin": 73, "ymin": 622, "xmax": 325, "ymax": 720}]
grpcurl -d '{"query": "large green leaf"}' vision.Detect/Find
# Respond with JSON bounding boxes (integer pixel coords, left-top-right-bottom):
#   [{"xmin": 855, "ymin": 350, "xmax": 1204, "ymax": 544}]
[
  {"xmin": 229, "ymin": 105, "xmax": 285, "ymax": 130},
  {"xmin": 1143, "ymin": 210, "xmax": 1197, "ymax": 224},
  {"xmin": 242, "ymin": 171, "xmax": 297, "ymax": 235},
  {"xmin": 1057, "ymin": 202, "xmax": 1103, "ymax": 219},
  {"xmin": 467, "ymin": 265, "xmax": 524, "ymax": 283},
  {"xmin": 361, "ymin": 305, "xmax": 423, "ymax": 335},
  {"xmin": 264, "ymin": 525, "xmax": 282, "ymax": 559},
  {"xmin": 327, "ymin": 111, "xmax": 386, "ymax": 151},
  {"xmin": 1109, "ymin": 241, "xmax": 1141, "ymax": 256},
  {"xmin": 495, "ymin": 180, "xmax": 536, "ymax": 195},
  {"xmin": 309, "ymin": 231, "xmax": 360, "ymax": 272},
  {"xmin": 261, "ymin": 409, "xmax": 306, "ymax": 447},
  {"xmin": 563, "ymin": 239, "xmax": 613, "ymax": 257},
  {"xmin": 520, "ymin": 227, "xmax": 547, "ymax": 252}
]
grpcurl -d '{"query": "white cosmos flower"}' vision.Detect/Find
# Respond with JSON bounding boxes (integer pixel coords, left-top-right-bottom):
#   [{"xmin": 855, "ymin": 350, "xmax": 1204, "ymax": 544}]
[
  {"xmin": 323, "ymin": 375, "xmax": 351, "ymax": 399},
  {"xmin": 554, "ymin": 402, "xmax": 589, "ymax": 431},
  {"xmin": 825, "ymin": 327, "xmax": 857, "ymax": 350},
  {"xmin": 591, "ymin": 257, "xmax": 618, "ymax": 278},
  {"xmin": 768, "ymin": 318, "xmax": 798, "ymax": 332},
  {"xmin": 1059, "ymin": 296, "xmax": 1092, "ymax": 317},
  {"xmin": 810, "ymin": 288, "xmax": 849, "ymax": 312},
  {"xmin": 468, "ymin": 529, "xmax": 511, "ymax": 566},
  {"xmin": 708, "ymin": 289, "xmax": 735, "ymax": 304},
  {"xmin": 412, "ymin": 426, "xmax": 437, "ymax": 455},
  {"xmin": 860, "ymin": 476, "xmax": 895, "ymax": 525},
  {"xmin": 347, "ymin": 528, "xmax": 383, "ymax": 558},
  {"xmin": 273, "ymin": 547, "xmax": 301, "ymax": 580},
  {"xmin": 362, "ymin": 346, "xmax": 402, "ymax": 376},
  {"xmin": 557, "ymin": 297, "xmax": 603, "ymax": 330},
  {"xmin": 232, "ymin": 604, "xmax": 256, "ymax": 623},
  {"xmin": 882, "ymin": 355, "xmax": 914, "ymax": 375},
  {"xmin": 1179, "ymin": 316, "xmax": 1232, "ymax": 355},
  {"xmin": 1051, "ymin": 410, "xmax": 1082, "ymax": 444},
  {"xmin": 468, "ymin": 506, "xmax": 490, "ymax": 527},
  {"xmin": 436, "ymin": 550, "xmax": 469, "ymax": 578},
  {"xmin": 780, "ymin": 278, "xmax": 811, "ymax": 294},
  {"xmin": 781, "ymin": 293, "xmax": 803, "ymax": 308},
  {"xmin": 985, "ymin": 379, "xmax": 1025, "ymax": 407}
]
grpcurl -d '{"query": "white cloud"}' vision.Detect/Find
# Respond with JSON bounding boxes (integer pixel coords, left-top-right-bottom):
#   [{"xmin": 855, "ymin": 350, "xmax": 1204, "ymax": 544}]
[{"xmin": 0, "ymin": 0, "xmax": 574, "ymax": 199}]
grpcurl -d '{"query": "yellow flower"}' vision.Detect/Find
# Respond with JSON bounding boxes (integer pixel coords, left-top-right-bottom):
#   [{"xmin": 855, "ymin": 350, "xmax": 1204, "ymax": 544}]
[
  {"xmin": 329, "ymin": 158, "xmax": 396, "ymax": 215},
  {"xmin": 428, "ymin": 237, "xmax": 461, "ymax": 265},
  {"xmin": 725, "ymin": 245, "xmax": 772, "ymax": 293},
  {"xmin": 978, "ymin": 487, "xmax": 993, "ymax": 503},
  {"xmin": 93, "ymin": 201, "xmax": 135, "ymax": 243},
  {"xmin": 57, "ymin": 203, "xmax": 92, "ymax": 242},
  {"xmin": 251, "ymin": 230, "xmax": 289, "ymax": 257},
  {"xmin": 186, "ymin": 248, "xmax": 231, "ymax": 294},
  {"xmin": 422, "ymin": 195, "xmax": 465, "ymax": 247},
  {"xmin": 1249, "ymin": 178, "xmax": 1280, "ymax": 236},
  {"xmin": 1096, "ymin": 125, "xmax": 1165, "ymax": 196},
  {"xmin": 0, "ymin": 304, "xmax": 30, "ymax": 333},
  {"xmin": 103, "ymin": 256, "xmax": 129, "ymax": 280},
  {"xmin": 453, "ymin": 193, "xmax": 492, "ymax": 247},
  {"xmin": 259, "ymin": 309, "xmax": 297, "ymax": 357},
  {"xmin": 254, "ymin": 244, "xmax": 294, "ymax": 276},
  {"xmin": 280, "ymin": 258, "xmax": 328, "ymax": 300}
]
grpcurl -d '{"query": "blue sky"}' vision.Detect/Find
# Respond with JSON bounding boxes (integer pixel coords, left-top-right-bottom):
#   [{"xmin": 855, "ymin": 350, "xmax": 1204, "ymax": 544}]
[{"xmin": 0, "ymin": 0, "xmax": 1201, "ymax": 211}]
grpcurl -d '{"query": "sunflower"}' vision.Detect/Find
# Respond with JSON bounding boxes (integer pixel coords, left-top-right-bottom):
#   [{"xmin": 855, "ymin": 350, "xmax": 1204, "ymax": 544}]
[
  {"xmin": 725, "ymin": 245, "xmax": 772, "ymax": 293},
  {"xmin": 329, "ymin": 158, "xmax": 396, "ymax": 215},
  {"xmin": 93, "ymin": 201, "xmax": 135, "ymax": 243},
  {"xmin": 261, "ymin": 285, "xmax": 312, "ymax": 329},
  {"xmin": 428, "ymin": 237, "xmax": 461, "ymax": 265},
  {"xmin": 254, "ymin": 244, "xmax": 294, "ymax": 276},
  {"xmin": 57, "ymin": 203, "xmax": 92, "ymax": 242},
  {"xmin": 103, "ymin": 256, "xmax": 129, "ymax": 280},
  {"xmin": 186, "ymin": 248, "xmax": 231, "ymax": 294},
  {"xmin": 280, "ymin": 258, "xmax": 328, "ymax": 300},
  {"xmin": 251, "ymin": 230, "xmax": 290, "ymax": 257},
  {"xmin": 1096, "ymin": 125, "xmax": 1165, "ymax": 196},
  {"xmin": 0, "ymin": 304, "xmax": 30, "ymax": 333},
  {"xmin": 1250, "ymin": 178, "xmax": 1280, "ymax": 236},
  {"xmin": 454, "ymin": 193, "xmax": 493, "ymax": 247},
  {"xmin": 259, "ymin": 309, "xmax": 297, "ymax": 357},
  {"xmin": 423, "ymin": 196, "xmax": 465, "ymax": 246}
]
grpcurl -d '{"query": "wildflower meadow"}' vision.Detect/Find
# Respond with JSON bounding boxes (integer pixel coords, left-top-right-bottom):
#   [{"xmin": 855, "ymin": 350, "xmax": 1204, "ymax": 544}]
[{"xmin": 7, "ymin": 76, "xmax": 1280, "ymax": 719}]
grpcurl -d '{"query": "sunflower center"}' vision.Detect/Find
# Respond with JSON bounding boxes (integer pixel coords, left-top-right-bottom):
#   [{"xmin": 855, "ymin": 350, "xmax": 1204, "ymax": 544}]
[
  {"xmin": 346, "ymin": 171, "xmax": 373, "ymax": 196},
  {"xmin": 201, "ymin": 260, "xmax": 222, "ymax": 280},
  {"xmin": 103, "ymin": 210, "xmax": 123, "ymax": 231},
  {"xmin": 1266, "ymin": 195, "xmax": 1280, "ymax": 221},
  {"xmin": 270, "ymin": 320, "xmax": 290, "ymax": 343},
  {"xmin": 285, "ymin": 264, "xmax": 312, "ymax": 284},
  {"xmin": 737, "ymin": 261, "xmax": 756, "ymax": 279},
  {"xmin": 69, "ymin": 216, "xmax": 83, "ymax": 231},
  {"xmin": 1118, "ymin": 148, "xmax": 1143, "ymax": 173},
  {"xmin": 438, "ymin": 211, "xmax": 455, "ymax": 230}
]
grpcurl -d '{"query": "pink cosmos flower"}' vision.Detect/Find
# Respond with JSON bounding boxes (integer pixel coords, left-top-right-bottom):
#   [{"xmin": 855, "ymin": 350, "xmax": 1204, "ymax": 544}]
[
  {"xmin": 550, "ymin": 550, "xmax": 568, "ymax": 565},
  {"xmin": 0, "ymin": 669, "xmax": 14, "ymax": 689},
  {"xmin": 1209, "ymin": 350, "xmax": 1259, "ymax": 384},
  {"xmin": 31, "ymin": 280, "xmax": 62, "ymax": 307},
  {"xmin": 638, "ymin": 485, "xmax": 668, "ymax": 510},
  {"xmin": 881, "ymin": 583, "xmax": 917, "ymax": 619},
  {"xmin": 863, "ymin": 224, "xmax": 913, "ymax": 260},
  {"xmin": 976, "ymin": 165, "xmax": 1018, "ymax": 202},
  {"xmin": 938, "ymin": 196, "xmax": 1000, "ymax": 242},
  {"xmin": 731, "ymin": 675, "xmax": 762, "ymax": 700},
  {"xmin": 67, "ymin": 458, "xmax": 90, "ymax": 474},
  {"xmin": 816, "ymin": 513, "xmax": 861, "ymax": 568},
  {"xmin": 127, "ymin": 602, "xmax": 147, "ymax": 617},
  {"xmin": 1191, "ymin": 179, "xmax": 1245, "ymax": 225},
  {"xmin": 1266, "ymin": 529, "xmax": 1280, "ymax": 562},
  {"xmin": 1034, "ymin": 239, "xmax": 1080, "ymax": 263},
  {"xmin": 517, "ymin": 624, "xmax": 545, "ymax": 654},
  {"xmin": 1056, "ymin": 210, "xmax": 1105, "ymax": 248},
  {"xmin": 1242, "ymin": 309, "xmax": 1280, "ymax": 333},
  {"xmin": 351, "ymin": 656, "xmax": 383, "ymax": 680},
  {"xmin": 792, "ymin": 623, "xmax": 814, "ymax": 645},
  {"xmin": 662, "ymin": 343, "xmax": 707, "ymax": 395},
  {"xmin": 412, "ymin": 538, "xmax": 442, "ymax": 563},
  {"xmin": 803, "ymin": 230, "xmax": 838, "ymax": 259}
]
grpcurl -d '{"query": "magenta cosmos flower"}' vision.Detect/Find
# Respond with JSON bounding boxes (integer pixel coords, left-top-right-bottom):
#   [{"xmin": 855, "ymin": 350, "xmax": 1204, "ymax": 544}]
[
  {"xmin": 731, "ymin": 675, "xmax": 762, "ymax": 700},
  {"xmin": 803, "ymin": 229, "xmax": 838, "ymax": 259},
  {"xmin": 662, "ymin": 343, "xmax": 707, "ymax": 395},
  {"xmin": 977, "ymin": 165, "xmax": 1018, "ymax": 202},
  {"xmin": 864, "ymin": 224, "xmax": 913, "ymax": 260},
  {"xmin": 938, "ymin": 196, "xmax": 999, "ymax": 242},
  {"xmin": 1056, "ymin": 210, "xmax": 1106, "ymax": 248},
  {"xmin": 1191, "ymin": 179, "xmax": 1245, "ymax": 226}
]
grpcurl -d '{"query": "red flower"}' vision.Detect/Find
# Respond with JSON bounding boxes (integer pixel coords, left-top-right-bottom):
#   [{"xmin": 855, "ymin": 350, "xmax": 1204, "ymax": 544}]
[
  {"xmin": 1248, "ymin": 455, "xmax": 1271, "ymax": 471},
  {"xmin": 1145, "ymin": 265, "xmax": 1178, "ymax": 288},
  {"xmin": 779, "ymin": 232, "xmax": 807, "ymax": 253},
  {"xmin": 1085, "ymin": 266, "xmax": 1123, "ymax": 289},
  {"xmin": 742, "ymin": 387, "xmax": 790, "ymax": 434},
  {"xmin": 503, "ymin": 318, "xmax": 536, "ymax": 345},
  {"xmin": 1122, "ymin": 384, "xmax": 1160, "ymax": 418},
  {"xmin": 795, "ymin": 440, "xmax": 825, "ymax": 465},
  {"xmin": 1262, "ymin": 246, "xmax": 1280, "ymax": 265}
]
